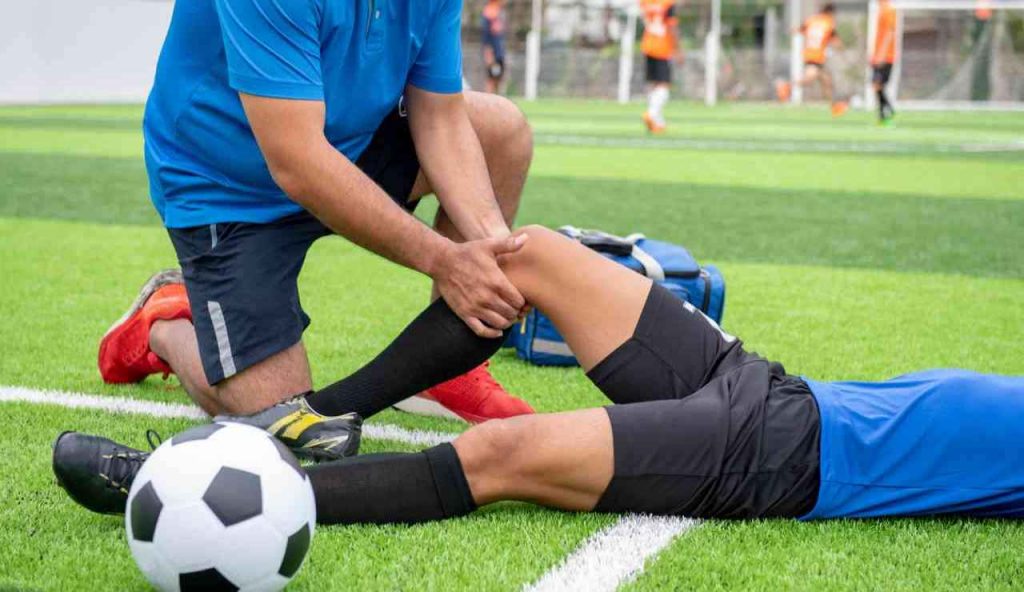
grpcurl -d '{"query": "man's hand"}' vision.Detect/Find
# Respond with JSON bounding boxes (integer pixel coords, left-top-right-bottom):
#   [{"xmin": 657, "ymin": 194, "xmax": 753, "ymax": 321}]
[{"xmin": 430, "ymin": 235, "xmax": 528, "ymax": 338}]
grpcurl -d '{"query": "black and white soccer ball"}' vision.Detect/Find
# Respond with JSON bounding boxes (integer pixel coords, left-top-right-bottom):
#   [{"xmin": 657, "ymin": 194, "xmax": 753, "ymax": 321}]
[{"xmin": 125, "ymin": 423, "xmax": 316, "ymax": 592}]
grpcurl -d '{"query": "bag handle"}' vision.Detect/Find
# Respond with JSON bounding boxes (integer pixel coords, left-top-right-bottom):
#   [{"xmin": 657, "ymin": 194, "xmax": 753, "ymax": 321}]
[{"xmin": 558, "ymin": 226, "xmax": 665, "ymax": 281}]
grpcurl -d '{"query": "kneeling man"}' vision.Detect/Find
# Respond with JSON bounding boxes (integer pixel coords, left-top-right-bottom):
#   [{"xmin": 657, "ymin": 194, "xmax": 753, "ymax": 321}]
[{"xmin": 98, "ymin": 0, "xmax": 537, "ymax": 455}]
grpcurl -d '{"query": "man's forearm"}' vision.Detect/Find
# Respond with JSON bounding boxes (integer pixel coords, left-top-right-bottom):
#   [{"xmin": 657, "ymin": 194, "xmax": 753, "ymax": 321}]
[
  {"xmin": 282, "ymin": 139, "xmax": 449, "ymax": 276},
  {"xmin": 408, "ymin": 91, "xmax": 509, "ymax": 242}
]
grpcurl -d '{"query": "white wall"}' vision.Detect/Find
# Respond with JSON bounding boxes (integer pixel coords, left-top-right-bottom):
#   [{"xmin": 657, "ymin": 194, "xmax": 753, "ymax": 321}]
[{"xmin": 0, "ymin": 0, "xmax": 173, "ymax": 104}]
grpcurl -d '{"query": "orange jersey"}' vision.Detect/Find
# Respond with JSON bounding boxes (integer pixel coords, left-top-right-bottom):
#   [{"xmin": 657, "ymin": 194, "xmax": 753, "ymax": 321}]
[
  {"xmin": 801, "ymin": 13, "xmax": 836, "ymax": 64},
  {"xmin": 976, "ymin": 0, "xmax": 993, "ymax": 20},
  {"xmin": 872, "ymin": 3, "xmax": 897, "ymax": 65},
  {"xmin": 640, "ymin": 0, "xmax": 678, "ymax": 60}
]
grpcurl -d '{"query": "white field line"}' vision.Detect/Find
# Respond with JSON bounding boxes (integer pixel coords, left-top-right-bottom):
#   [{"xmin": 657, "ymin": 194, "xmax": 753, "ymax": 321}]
[
  {"xmin": 524, "ymin": 514, "xmax": 699, "ymax": 592},
  {"xmin": 534, "ymin": 133, "xmax": 1024, "ymax": 154},
  {"xmin": 0, "ymin": 385, "xmax": 457, "ymax": 447}
]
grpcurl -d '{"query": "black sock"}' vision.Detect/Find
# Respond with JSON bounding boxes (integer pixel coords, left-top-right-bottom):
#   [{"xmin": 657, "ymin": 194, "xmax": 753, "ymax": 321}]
[
  {"xmin": 306, "ymin": 442, "xmax": 476, "ymax": 524},
  {"xmin": 305, "ymin": 298, "xmax": 508, "ymax": 418},
  {"xmin": 877, "ymin": 89, "xmax": 892, "ymax": 119}
]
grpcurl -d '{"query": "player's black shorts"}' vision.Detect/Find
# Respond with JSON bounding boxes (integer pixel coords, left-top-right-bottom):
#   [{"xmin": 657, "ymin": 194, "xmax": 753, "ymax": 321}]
[
  {"xmin": 166, "ymin": 106, "xmax": 420, "ymax": 385},
  {"xmin": 645, "ymin": 57, "xmax": 672, "ymax": 84},
  {"xmin": 872, "ymin": 63, "xmax": 893, "ymax": 85},
  {"xmin": 589, "ymin": 283, "xmax": 821, "ymax": 519}
]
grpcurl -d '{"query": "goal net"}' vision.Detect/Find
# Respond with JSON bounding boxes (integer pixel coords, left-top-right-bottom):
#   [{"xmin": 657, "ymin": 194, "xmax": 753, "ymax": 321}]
[{"xmin": 884, "ymin": 0, "xmax": 1024, "ymax": 110}]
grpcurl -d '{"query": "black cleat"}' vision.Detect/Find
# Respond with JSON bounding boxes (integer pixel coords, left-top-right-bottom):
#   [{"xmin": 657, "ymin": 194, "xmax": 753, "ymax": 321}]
[
  {"xmin": 52, "ymin": 431, "xmax": 159, "ymax": 515},
  {"xmin": 215, "ymin": 397, "xmax": 362, "ymax": 462}
]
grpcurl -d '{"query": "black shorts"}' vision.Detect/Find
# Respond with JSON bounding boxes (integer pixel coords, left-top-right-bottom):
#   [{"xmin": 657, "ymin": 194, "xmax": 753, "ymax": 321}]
[
  {"xmin": 872, "ymin": 63, "xmax": 893, "ymax": 85},
  {"xmin": 589, "ymin": 284, "xmax": 821, "ymax": 519},
  {"xmin": 645, "ymin": 57, "xmax": 672, "ymax": 84},
  {"xmin": 166, "ymin": 107, "xmax": 420, "ymax": 385}
]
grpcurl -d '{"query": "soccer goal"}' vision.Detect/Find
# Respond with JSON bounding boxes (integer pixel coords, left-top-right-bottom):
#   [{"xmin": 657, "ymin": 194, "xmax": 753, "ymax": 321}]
[{"xmin": 874, "ymin": 0, "xmax": 1024, "ymax": 111}]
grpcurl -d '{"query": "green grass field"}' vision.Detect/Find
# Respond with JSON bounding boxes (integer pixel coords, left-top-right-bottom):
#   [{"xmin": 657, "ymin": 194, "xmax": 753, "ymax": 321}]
[{"xmin": 1, "ymin": 100, "xmax": 1022, "ymax": 591}]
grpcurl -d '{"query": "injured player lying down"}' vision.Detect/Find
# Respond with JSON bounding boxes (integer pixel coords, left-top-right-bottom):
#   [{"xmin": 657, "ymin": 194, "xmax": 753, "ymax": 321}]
[{"xmin": 55, "ymin": 226, "xmax": 1024, "ymax": 522}]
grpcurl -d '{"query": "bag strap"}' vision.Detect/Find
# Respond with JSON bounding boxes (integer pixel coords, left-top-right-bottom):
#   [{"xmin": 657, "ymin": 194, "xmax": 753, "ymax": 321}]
[{"xmin": 558, "ymin": 226, "xmax": 665, "ymax": 281}]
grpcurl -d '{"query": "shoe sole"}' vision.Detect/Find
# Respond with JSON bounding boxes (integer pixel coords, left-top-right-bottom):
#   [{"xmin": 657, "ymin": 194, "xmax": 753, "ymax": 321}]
[
  {"xmin": 392, "ymin": 396, "xmax": 469, "ymax": 423},
  {"xmin": 101, "ymin": 269, "xmax": 184, "ymax": 340}
]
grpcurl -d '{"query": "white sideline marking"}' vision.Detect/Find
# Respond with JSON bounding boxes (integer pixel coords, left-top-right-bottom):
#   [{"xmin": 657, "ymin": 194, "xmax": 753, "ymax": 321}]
[
  {"xmin": 0, "ymin": 385, "xmax": 457, "ymax": 447},
  {"xmin": 535, "ymin": 133, "xmax": 1024, "ymax": 154},
  {"xmin": 525, "ymin": 515, "xmax": 699, "ymax": 592}
]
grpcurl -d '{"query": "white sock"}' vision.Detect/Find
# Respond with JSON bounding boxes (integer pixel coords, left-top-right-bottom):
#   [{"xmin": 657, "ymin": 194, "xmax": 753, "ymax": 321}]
[{"xmin": 650, "ymin": 86, "xmax": 670, "ymax": 125}]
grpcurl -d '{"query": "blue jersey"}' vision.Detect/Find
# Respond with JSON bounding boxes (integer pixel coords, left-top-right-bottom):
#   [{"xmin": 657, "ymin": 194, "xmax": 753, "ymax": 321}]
[
  {"xmin": 144, "ymin": 0, "xmax": 464, "ymax": 228},
  {"xmin": 802, "ymin": 369, "xmax": 1024, "ymax": 520}
]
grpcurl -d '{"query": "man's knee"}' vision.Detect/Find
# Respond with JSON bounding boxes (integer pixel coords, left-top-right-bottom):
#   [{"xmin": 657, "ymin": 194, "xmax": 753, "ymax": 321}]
[
  {"xmin": 469, "ymin": 92, "xmax": 533, "ymax": 169},
  {"xmin": 501, "ymin": 225, "xmax": 564, "ymax": 275},
  {"xmin": 454, "ymin": 417, "xmax": 530, "ymax": 480}
]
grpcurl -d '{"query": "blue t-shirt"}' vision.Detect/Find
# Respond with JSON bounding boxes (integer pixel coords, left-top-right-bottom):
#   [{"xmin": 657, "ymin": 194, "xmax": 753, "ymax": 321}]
[
  {"xmin": 144, "ymin": 0, "xmax": 464, "ymax": 228},
  {"xmin": 802, "ymin": 369, "xmax": 1024, "ymax": 520}
]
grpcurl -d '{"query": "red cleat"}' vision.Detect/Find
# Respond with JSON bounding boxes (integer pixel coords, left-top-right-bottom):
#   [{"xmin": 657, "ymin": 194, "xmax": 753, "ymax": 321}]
[
  {"xmin": 393, "ymin": 362, "xmax": 535, "ymax": 424},
  {"xmin": 98, "ymin": 270, "xmax": 191, "ymax": 384}
]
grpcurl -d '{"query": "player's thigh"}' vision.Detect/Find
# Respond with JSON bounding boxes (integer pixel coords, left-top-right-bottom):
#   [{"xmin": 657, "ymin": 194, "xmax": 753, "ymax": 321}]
[
  {"xmin": 455, "ymin": 407, "xmax": 614, "ymax": 511},
  {"xmin": 803, "ymin": 64, "xmax": 821, "ymax": 81},
  {"xmin": 499, "ymin": 225, "xmax": 652, "ymax": 370}
]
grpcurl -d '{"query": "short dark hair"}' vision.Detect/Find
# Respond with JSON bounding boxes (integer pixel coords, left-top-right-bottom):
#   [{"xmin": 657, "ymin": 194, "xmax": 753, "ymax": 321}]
[{"xmin": 822, "ymin": 3, "xmax": 836, "ymax": 13}]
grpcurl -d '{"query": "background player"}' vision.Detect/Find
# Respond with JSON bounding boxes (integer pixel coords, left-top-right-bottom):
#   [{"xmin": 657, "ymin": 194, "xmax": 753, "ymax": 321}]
[
  {"xmin": 481, "ymin": 0, "xmax": 508, "ymax": 95},
  {"xmin": 776, "ymin": 3, "xmax": 848, "ymax": 117},
  {"xmin": 872, "ymin": 0, "xmax": 898, "ymax": 124},
  {"xmin": 56, "ymin": 226, "xmax": 1024, "ymax": 523},
  {"xmin": 640, "ymin": 0, "xmax": 680, "ymax": 134}
]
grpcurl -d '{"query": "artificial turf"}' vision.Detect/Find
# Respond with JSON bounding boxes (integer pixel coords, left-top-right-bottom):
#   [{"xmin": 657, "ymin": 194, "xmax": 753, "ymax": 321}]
[{"xmin": 0, "ymin": 100, "xmax": 1021, "ymax": 590}]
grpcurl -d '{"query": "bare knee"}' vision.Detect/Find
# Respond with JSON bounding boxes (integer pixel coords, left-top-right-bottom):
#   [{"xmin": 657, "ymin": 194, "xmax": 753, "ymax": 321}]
[
  {"xmin": 454, "ymin": 417, "xmax": 533, "ymax": 504},
  {"xmin": 469, "ymin": 93, "xmax": 533, "ymax": 174},
  {"xmin": 499, "ymin": 225, "xmax": 567, "ymax": 284}
]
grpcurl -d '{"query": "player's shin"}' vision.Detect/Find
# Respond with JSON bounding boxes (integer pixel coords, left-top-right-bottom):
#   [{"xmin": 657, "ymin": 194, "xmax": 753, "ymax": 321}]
[
  {"xmin": 303, "ymin": 298, "xmax": 509, "ymax": 418},
  {"xmin": 306, "ymin": 443, "xmax": 476, "ymax": 524}
]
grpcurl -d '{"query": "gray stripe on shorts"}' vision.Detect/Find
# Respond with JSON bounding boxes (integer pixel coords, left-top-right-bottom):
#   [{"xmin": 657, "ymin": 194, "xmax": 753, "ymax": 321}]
[
  {"xmin": 532, "ymin": 338, "xmax": 574, "ymax": 357},
  {"xmin": 210, "ymin": 224, "xmax": 218, "ymax": 249},
  {"xmin": 207, "ymin": 301, "xmax": 237, "ymax": 378}
]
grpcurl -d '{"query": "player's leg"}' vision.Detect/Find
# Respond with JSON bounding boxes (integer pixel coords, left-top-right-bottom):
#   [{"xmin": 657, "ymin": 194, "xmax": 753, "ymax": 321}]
[
  {"xmin": 819, "ymin": 67, "xmax": 834, "ymax": 103},
  {"xmin": 307, "ymin": 407, "xmax": 614, "ymax": 524},
  {"xmin": 304, "ymin": 224, "xmax": 744, "ymax": 419},
  {"xmin": 873, "ymin": 65, "xmax": 894, "ymax": 122},
  {"xmin": 483, "ymin": 46, "xmax": 499, "ymax": 94},
  {"xmin": 308, "ymin": 360, "xmax": 820, "ymax": 524}
]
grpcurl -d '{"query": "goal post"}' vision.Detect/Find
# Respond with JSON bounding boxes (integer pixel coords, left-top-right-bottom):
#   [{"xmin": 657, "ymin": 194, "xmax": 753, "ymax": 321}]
[{"xmin": 879, "ymin": 0, "xmax": 1024, "ymax": 111}]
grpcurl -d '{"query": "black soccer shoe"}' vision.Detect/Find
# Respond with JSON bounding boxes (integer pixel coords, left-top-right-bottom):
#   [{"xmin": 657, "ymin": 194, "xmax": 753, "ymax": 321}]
[
  {"xmin": 52, "ymin": 431, "xmax": 154, "ymax": 515},
  {"xmin": 215, "ymin": 398, "xmax": 362, "ymax": 462}
]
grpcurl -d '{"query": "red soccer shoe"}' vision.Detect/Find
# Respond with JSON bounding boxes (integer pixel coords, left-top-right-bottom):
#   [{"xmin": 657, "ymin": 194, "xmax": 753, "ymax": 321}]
[
  {"xmin": 98, "ymin": 270, "xmax": 191, "ymax": 384},
  {"xmin": 394, "ymin": 362, "xmax": 535, "ymax": 424}
]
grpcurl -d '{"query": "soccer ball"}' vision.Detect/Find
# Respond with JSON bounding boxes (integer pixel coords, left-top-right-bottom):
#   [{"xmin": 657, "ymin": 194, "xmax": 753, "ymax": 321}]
[{"xmin": 125, "ymin": 422, "xmax": 316, "ymax": 592}]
